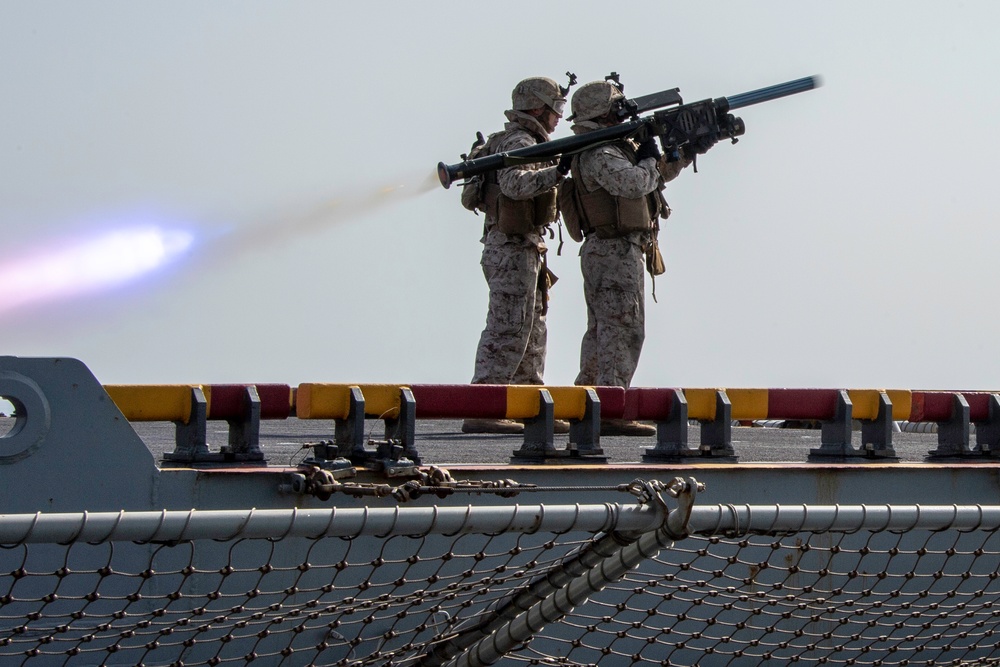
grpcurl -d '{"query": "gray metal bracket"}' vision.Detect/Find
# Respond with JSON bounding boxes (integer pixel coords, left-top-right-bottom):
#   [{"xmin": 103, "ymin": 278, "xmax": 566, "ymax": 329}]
[
  {"xmin": 334, "ymin": 386, "xmax": 367, "ymax": 459},
  {"xmin": 222, "ymin": 386, "xmax": 266, "ymax": 462},
  {"xmin": 568, "ymin": 389, "xmax": 604, "ymax": 458},
  {"xmin": 698, "ymin": 390, "xmax": 736, "ymax": 460},
  {"xmin": 643, "ymin": 389, "xmax": 698, "ymax": 461},
  {"xmin": 809, "ymin": 390, "xmax": 856, "ymax": 460},
  {"xmin": 806, "ymin": 390, "xmax": 896, "ymax": 461},
  {"xmin": 512, "ymin": 389, "xmax": 558, "ymax": 460},
  {"xmin": 163, "ymin": 387, "xmax": 209, "ymax": 464},
  {"xmin": 859, "ymin": 392, "xmax": 898, "ymax": 459},
  {"xmin": 974, "ymin": 394, "xmax": 1000, "ymax": 458},
  {"xmin": 164, "ymin": 386, "xmax": 268, "ymax": 465},
  {"xmin": 383, "ymin": 388, "xmax": 421, "ymax": 465},
  {"xmin": 927, "ymin": 393, "xmax": 974, "ymax": 459},
  {"xmin": 325, "ymin": 387, "xmax": 419, "ymax": 474},
  {"xmin": 513, "ymin": 389, "xmax": 607, "ymax": 463}
]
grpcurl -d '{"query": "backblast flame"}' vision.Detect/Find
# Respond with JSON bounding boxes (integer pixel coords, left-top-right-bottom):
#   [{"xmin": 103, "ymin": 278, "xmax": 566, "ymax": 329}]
[{"xmin": 0, "ymin": 225, "xmax": 195, "ymax": 315}]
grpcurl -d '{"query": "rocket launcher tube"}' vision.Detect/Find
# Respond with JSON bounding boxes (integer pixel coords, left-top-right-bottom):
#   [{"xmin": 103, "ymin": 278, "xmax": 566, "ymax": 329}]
[
  {"xmin": 437, "ymin": 118, "xmax": 649, "ymax": 188},
  {"xmin": 720, "ymin": 75, "xmax": 820, "ymax": 112},
  {"xmin": 437, "ymin": 75, "xmax": 820, "ymax": 189}
]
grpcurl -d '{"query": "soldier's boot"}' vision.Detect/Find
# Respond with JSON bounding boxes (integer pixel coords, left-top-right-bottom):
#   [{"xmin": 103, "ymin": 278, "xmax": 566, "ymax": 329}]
[
  {"xmin": 600, "ymin": 419, "xmax": 656, "ymax": 437},
  {"xmin": 462, "ymin": 418, "xmax": 524, "ymax": 434},
  {"xmin": 514, "ymin": 419, "xmax": 570, "ymax": 434}
]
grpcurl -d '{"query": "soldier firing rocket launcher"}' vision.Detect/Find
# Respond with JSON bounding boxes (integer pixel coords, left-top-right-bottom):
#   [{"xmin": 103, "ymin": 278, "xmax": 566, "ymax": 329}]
[{"xmin": 437, "ymin": 75, "xmax": 821, "ymax": 188}]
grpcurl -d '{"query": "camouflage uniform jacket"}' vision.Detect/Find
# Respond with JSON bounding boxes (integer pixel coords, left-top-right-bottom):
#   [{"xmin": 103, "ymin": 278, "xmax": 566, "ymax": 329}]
[
  {"xmin": 483, "ymin": 111, "xmax": 562, "ymax": 251},
  {"xmin": 572, "ymin": 120, "xmax": 688, "ymax": 242}
]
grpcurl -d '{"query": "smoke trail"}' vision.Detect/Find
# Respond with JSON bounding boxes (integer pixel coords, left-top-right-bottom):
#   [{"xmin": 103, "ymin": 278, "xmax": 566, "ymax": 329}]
[{"xmin": 225, "ymin": 169, "xmax": 439, "ymax": 258}]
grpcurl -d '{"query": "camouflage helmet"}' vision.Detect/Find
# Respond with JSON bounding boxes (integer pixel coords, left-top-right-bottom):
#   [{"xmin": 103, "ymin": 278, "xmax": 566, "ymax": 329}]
[
  {"xmin": 568, "ymin": 80, "xmax": 625, "ymax": 123},
  {"xmin": 511, "ymin": 77, "xmax": 567, "ymax": 116}
]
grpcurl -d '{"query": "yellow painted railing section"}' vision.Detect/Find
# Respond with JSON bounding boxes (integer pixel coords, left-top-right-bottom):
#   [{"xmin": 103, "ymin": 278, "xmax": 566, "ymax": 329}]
[
  {"xmin": 104, "ymin": 384, "xmax": 199, "ymax": 424},
  {"xmin": 505, "ymin": 385, "xmax": 590, "ymax": 420},
  {"xmin": 296, "ymin": 383, "xmax": 409, "ymax": 420}
]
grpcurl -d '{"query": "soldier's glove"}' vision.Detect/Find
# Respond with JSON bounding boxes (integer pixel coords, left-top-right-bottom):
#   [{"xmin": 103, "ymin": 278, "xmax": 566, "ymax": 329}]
[
  {"xmin": 557, "ymin": 153, "xmax": 572, "ymax": 176},
  {"xmin": 635, "ymin": 137, "xmax": 661, "ymax": 162},
  {"xmin": 684, "ymin": 136, "xmax": 717, "ymax": 159}
]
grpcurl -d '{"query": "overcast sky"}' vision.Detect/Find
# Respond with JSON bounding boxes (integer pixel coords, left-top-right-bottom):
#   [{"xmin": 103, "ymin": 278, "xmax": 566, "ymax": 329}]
[{"xmin": 2, "ymin": 2, "xmax": 999, "ymax": 398}]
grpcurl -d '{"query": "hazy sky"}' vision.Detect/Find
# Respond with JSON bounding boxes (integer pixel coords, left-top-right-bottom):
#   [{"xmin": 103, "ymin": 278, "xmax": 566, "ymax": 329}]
[{"xmin": 2, "ymin": 2, "xmax": 999, "ymax": 396}]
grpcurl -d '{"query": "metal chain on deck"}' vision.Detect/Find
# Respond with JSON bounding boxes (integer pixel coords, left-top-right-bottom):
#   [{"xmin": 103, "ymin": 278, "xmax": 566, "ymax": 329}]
[{"xmin": 298, "ymin": 465, "xmax": 641, "ymax": 503}]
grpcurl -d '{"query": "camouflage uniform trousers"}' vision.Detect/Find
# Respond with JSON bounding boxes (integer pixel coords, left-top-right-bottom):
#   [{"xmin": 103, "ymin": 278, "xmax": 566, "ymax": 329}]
[
  {"xmin": 472, "ymin": 240, "xmax": 546, "ymax": 385},
  {"xmin": 574, "ymin": 234, "xmax": 645, "ymax": 388}
]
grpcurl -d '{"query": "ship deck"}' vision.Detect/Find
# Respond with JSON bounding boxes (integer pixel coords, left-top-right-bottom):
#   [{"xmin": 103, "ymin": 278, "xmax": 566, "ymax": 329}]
[{"xmin": 123, "ymin": 416, "xmax": 945, "ymax": 466}]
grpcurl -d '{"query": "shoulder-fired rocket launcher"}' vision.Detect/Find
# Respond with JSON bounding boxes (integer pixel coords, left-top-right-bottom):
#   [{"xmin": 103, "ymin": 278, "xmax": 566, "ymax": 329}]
[{"xmin": 437, "ymin": 75, "xmax": 821, "ymax": 188}]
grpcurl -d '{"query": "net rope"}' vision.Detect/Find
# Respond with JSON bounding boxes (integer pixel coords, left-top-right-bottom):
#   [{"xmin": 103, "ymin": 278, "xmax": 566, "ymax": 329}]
[{"xmin": 2, "ymin": 500, "xmax": 1000, "ymax": 665}]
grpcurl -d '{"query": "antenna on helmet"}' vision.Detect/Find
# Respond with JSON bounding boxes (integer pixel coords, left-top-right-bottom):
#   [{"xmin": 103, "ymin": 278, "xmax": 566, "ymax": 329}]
[
  {"xmin": 603, "ymin": 72, "xmax": 636, "ymax": 118},
  {"xmin": 604, "ymin": 72, "xmax": 623, "ymax": 92},
  {"xmin": 560, "ymin": 71, "xmax": 578, "ymax": 97}
]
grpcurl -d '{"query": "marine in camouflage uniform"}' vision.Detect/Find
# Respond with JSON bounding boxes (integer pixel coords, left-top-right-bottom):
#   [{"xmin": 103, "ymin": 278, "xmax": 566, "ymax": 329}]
[
  {"xmin": 465, "ymin": 77, "xmax": 570, "ymax": 434},
  {"xmin": 567, "ymin": 80, "xmax": 691, "ymax": 434}
]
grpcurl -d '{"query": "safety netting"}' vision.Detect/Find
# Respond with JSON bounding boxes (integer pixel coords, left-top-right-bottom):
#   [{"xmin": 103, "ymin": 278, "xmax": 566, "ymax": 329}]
[{"xmin": 2, "ymin": 482, "xmax": 999, "ymax": 666}]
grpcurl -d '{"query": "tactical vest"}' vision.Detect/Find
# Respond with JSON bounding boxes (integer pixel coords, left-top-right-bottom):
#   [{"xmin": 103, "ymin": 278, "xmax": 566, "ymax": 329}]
[
  {"xmin": 574, "ymin": 142, "xmax": 661, "ymax": 240},
  {"xmin": 479, "ymin": 131, "xmax": 558, "ymax": 236}
]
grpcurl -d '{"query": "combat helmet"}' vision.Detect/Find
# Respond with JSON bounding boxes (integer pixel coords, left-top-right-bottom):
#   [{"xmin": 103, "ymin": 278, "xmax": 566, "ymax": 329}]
[
  {"xmin": 568, "ymin": 80, "xmax": 625, "ymax": 123},
  {"xmin": 511, "ymin": 77, "xmax": 567, "ymax": 116}
]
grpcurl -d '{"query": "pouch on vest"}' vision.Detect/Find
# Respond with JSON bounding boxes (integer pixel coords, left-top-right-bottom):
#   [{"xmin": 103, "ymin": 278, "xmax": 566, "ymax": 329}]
[
  {"xmin": 645, "ymin": 238, "xmax": 666, "ymax": 276},
  {"xmin": 458, "ymin": 132, "xmax": 491, "ymax": 213},
  {"xmin": 577, "ymin": 142, "xmax": 659, "ymax": 238},
  {"xmin": 557, "ymin": 177, "xmax": 585, "ymax": 242},
  {"xmin": 572, "ymin": 159, "xmax": 655, "ymax": 239},
  {"xmin": 461, "ymin": 175, "xmax": 485, "ymax": 212},
  {"xmin": 495, "ymin": 188, "xmax": 558, "ymax": 236}
]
